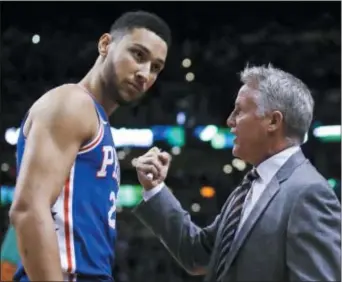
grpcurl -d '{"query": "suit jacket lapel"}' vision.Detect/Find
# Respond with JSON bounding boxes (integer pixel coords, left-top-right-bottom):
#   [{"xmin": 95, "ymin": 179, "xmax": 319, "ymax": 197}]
[
  {"xmin": 204, "ymin": 189, "xmax": 240, "ymax": 282},
  {"xmin": 224, "ymin": 177, "xmax": 281, "ymax": 270},
  {"xmin": 224, "ymin": 149, "xmax": 307, "ymax": 271}
]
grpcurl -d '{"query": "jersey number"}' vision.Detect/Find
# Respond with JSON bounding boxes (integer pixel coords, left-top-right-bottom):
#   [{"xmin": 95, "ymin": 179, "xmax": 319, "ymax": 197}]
[{"xmin": 108, "ymin": 191, "xmax": 116, "ymax": 229}]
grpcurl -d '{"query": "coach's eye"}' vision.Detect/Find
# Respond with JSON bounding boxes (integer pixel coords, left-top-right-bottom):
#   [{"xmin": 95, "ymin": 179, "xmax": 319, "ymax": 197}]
[{"xmin": 232, "ymin": 108, "xmax": 239, "ymax": 116}]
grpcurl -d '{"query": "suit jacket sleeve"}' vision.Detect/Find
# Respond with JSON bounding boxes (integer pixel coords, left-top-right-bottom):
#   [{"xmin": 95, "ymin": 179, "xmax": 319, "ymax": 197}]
[
  {"xmin": 133, "ymin": 186, "xmax": 225, "ymax": 275},
  {"xmin": 286, "ymin": 182, "xmax": 341, "ymax": 281}
]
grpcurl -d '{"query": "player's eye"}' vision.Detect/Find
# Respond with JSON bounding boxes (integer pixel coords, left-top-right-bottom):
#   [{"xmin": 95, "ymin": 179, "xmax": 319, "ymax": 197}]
[
  {"xmin": 151, "ymin": 64, "xmax": 162, "ymax": 74},
  {"xmin": 131, "ymin": 49, "xmax": 145, "ymax": 63}
]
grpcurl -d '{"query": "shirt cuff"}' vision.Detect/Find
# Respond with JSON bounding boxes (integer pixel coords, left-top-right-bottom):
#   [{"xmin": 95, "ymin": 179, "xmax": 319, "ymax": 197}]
[{"xmin": 143, "ymin": 182, "xmax": 165, "ymax": 201}]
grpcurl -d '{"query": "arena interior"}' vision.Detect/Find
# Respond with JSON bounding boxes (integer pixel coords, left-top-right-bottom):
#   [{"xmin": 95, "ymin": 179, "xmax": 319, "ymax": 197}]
[{"xmin": 0, "ymin": 2, "xmax": 341, "ymax": 282}]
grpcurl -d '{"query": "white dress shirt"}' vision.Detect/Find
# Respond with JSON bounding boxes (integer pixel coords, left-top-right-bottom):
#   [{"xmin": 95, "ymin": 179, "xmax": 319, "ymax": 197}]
[
  {"xmin": 238, "ymin": 146, "xmax": 300, "ymax": 229},
  {"xmin": 143, "ymin": 146, "xmax": 300, "ymax": 229}
]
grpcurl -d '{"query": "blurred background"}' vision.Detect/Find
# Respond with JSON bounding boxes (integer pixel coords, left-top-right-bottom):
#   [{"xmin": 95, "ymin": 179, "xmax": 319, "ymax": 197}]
[{"xmin": 0, "ymin": 1, "xmax": 341, "ymax": 282}]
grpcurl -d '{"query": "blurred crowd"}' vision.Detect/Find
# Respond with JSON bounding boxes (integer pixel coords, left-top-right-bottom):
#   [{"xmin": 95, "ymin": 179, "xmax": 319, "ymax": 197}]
[{"xmin": 1, "ymin": 3, "xmax": 340, "ymax": 129}]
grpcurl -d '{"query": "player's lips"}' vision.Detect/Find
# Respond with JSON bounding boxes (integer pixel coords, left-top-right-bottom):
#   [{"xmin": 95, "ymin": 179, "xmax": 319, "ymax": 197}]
[{"xmin": 127, "ymin": 82, "xmax": 143, "ymax": 94}]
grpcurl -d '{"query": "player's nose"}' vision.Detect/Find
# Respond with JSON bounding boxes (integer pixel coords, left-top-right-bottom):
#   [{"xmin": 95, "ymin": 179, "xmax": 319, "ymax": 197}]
[{"xmin": 136, "ymin": 63, "xmax": 150, "ymax": 84}]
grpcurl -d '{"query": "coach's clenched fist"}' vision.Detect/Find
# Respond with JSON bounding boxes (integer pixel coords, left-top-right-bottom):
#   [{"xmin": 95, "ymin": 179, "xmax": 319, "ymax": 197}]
[{"xmin": 132, "ymin": 147, "xmax": 172, "ymax": 190}]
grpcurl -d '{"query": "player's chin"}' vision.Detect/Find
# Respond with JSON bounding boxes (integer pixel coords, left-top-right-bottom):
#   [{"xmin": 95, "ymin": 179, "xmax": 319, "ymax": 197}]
[
  {"xmin": 123, "ymin": 88, "xmax": 144, "ymax": 101},
  {"xmin": 115, "ymin": 91, "xmax": 134, "ymax": 105}
]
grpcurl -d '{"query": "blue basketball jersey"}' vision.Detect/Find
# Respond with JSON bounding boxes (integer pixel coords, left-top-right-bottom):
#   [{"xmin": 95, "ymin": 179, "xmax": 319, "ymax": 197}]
[{"xmin": 14, "ymin": 88, "xmax": 120, "ymax": 281}]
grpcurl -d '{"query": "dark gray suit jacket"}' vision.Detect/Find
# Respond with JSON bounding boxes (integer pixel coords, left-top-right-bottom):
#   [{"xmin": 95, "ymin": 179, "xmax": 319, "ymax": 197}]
[{"xmin": 133, "ymin": 150, "xmax": 341, "ymax": 281}]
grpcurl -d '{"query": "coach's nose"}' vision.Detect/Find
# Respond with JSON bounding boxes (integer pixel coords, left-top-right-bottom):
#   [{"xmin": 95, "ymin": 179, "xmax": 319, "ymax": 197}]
[{"xmin": 226, "ymin": 112, "xmax": 235, "ymax": 128}]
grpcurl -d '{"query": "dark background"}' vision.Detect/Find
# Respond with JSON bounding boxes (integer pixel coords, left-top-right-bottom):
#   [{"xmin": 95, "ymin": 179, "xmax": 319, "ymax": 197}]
[{"xmin": 1, "ymin": 2, "xmax": 341, "ymax": 281}]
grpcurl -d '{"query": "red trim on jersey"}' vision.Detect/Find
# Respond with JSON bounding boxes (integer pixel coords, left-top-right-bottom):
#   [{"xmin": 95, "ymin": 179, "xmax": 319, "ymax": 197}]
[
  {"xmin": 63, "ymin": 178, "xmax": 73, "ymax": 273},
  {"xmin": 79, "ymin": 124, "xmax": 104, "ymax": 152}
]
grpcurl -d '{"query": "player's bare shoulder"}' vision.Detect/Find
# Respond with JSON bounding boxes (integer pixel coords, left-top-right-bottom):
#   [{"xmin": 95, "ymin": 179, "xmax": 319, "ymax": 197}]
[
  {"xmin": 33, "ymin": 84, "xmax": 96, "ymax": 120},
  {"xmin": 27, "ymin": 84, "xmax": 98, "ymax": 141}
]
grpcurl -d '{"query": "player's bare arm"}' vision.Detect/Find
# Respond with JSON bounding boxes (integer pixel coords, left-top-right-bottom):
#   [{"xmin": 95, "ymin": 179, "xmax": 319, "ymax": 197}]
[{"xmin": 9, "ymin": 85, "xmax": 98, "ymax": 281}]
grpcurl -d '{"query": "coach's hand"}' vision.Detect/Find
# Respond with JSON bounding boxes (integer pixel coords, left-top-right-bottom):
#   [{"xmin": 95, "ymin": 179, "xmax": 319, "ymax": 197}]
[{"xmin": 132, "ymin": 147, "xmax": 171, "ymax": 190}]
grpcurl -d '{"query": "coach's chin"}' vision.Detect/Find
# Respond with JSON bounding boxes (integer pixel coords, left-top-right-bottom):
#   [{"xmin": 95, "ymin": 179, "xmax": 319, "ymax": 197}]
[{"xmin": 231, "ymin": 133, "xmax": 267, "ymax": 166}]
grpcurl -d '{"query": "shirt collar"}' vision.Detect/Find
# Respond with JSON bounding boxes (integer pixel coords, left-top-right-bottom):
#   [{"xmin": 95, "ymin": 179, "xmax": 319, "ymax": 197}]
[{"xmin": 255, "ymin": 146, "xmax": 300, "ymax": 184}]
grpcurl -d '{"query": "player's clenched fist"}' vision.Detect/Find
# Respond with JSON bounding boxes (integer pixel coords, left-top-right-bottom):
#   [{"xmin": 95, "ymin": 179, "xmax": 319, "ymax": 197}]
[{"xmin": 132, "ymin": 147, "xmax": 171, "ymax": 190}]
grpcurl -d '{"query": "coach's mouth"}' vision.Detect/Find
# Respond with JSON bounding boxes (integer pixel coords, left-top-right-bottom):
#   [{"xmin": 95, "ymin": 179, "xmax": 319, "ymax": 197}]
[{"xmin": 231, "ymin": 131, "xmax": 238, "ymax": 144}]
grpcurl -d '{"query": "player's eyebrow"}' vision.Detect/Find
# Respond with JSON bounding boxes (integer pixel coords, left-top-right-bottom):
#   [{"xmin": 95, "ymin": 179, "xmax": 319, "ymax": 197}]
[{"xmin": 133, "ymin": 43, "xmax": 165, "ymax": 66}]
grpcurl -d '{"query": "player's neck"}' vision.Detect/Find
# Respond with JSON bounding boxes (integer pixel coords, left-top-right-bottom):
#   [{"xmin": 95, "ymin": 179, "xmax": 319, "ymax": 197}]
[{"xmin": 79, "ymin": 69, "xmax": 119, "ymax": 116}]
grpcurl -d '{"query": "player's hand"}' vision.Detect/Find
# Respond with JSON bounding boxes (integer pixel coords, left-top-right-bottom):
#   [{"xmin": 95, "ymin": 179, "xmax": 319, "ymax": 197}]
[{"xmin": 132, "ymin": 147, "xmax": 171, "ymax": 190}]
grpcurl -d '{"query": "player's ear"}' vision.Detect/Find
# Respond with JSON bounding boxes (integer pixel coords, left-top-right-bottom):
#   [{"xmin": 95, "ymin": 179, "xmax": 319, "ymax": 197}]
[{"xmin": 98, "ymin": 33, "xmax": 112, "ymax": 57}]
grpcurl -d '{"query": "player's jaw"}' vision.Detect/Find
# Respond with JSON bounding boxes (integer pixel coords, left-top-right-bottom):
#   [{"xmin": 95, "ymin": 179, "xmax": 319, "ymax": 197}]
[
  {"xmin": 115, "ymin": 81, "xmax": 146, "ymax": 105},
  {"xmin": 125, "ymin": 79, "xmax": 146, "ymax": 97},
  {"xmin": 128, "ymin": 79, "xmax": 145, "ymax": 94}
]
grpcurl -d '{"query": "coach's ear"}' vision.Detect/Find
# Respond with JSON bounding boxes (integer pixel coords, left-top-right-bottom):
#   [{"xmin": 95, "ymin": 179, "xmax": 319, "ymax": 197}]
[
  {"xmin": 98, "ymin": 33, "xmax": 112, "ymax": 57},
  {"xmin": 267, "ymin": 110, "xmax": 283, "ymax": 133}
]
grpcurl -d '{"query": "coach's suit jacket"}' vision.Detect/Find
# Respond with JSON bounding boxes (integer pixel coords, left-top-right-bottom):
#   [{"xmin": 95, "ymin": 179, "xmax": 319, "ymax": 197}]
[{"xmin": 133, "ymin": 150, "xmax": 341, "ymax": 281}]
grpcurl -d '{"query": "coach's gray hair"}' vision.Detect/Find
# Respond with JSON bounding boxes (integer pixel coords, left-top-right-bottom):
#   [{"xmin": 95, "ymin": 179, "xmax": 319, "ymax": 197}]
[{"xmin": 240, "ymin": 64, "xmax": 314, "ymax": 144}]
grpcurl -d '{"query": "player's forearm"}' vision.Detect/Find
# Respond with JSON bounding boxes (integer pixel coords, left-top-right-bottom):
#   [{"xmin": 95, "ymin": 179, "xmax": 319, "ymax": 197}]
[{"xmin": 10, "ymin": 209, "xmax": 63, "ymax": 280}]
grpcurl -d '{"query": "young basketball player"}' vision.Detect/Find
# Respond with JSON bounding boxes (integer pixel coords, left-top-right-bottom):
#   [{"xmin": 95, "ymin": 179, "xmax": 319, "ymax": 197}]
[{"xmin": 10, "ymin": 11, "xmax": 171, "ymax": 281}]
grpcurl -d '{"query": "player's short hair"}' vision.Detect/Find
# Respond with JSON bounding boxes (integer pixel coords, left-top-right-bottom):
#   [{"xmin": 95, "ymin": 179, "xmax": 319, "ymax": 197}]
[{"xmin": 110, "ymin": 11, "xmax": 171, "ymax": 47}]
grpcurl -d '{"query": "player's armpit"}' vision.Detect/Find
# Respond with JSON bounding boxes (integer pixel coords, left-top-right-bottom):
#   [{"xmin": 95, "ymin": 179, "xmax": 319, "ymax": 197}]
[{"xmin": 9, "ymin": 85, "xmax": 98, "ymax": 281}]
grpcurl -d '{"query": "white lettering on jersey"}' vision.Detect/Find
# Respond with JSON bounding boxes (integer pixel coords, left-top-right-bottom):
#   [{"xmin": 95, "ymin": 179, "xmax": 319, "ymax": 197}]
[
  {"xmin": 96, "ymin": 146, "xmax": 120, "ymax": 183},
  {"xmin": 97, "ymin": 146, "xmax": 114, "ymax": 177},
  {"xmin": 108, "ymin": 191, "xmax": 116, "ymax": 229}
]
